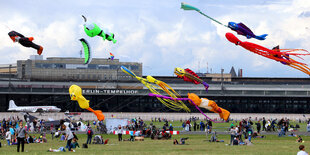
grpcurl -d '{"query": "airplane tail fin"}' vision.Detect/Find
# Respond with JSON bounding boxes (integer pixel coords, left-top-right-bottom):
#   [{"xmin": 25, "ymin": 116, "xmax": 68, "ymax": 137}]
[
  {"xmin": 255, "ymin": 34, "xmax": 268, "ymax": 40},
  {"xmin": 9, "ymin": 100, "xmax": 17, "ymax": 109}
]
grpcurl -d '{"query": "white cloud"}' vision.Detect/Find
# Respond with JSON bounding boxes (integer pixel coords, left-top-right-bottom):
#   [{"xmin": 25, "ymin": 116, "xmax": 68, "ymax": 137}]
[
  {"xmin": 154, "ymin": 21, "xmax": 183, "ymax": 47},
  {"xmin": 0, "ymin": 0, "xmax": 310, "ymax": 77}
]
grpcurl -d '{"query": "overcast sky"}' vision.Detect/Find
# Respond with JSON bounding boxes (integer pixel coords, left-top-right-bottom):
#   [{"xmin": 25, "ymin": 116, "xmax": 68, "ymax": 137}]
[{"xmin": 0, "ymin": 0, "xmax": 310, "ymax": 77}]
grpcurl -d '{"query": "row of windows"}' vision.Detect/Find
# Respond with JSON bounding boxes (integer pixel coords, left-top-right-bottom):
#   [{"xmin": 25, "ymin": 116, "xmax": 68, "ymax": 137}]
[
  {"xmin": 35, "ymin": 63, "xmax": 140, "ymax": 70},
  {"xmin": 0, "ymin": 95, "xmax": 310, "ymax": 113}
]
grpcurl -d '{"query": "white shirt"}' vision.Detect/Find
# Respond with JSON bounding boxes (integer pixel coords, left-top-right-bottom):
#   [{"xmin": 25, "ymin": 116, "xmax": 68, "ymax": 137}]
[
  {"xmin": 235, "ymin": 127, "xmax": 239, "ymax": 134},
  {"xmin": 230, "ymin": 128, "xmax": 236, "ymax": 135},
  {"xmin": 297, "ymin": 150, "xmax": 308, "ymax": 155},
  {"xmin": 64, "ymin": 122, "xmax": 74, "ymax": 140},
  {"xmin": 6, "ymin": 131, "xmax": 11, "ymax": 140},
  {"xmin": 117, "ymin": 128, "xmax": 123, "ymax": 134}
]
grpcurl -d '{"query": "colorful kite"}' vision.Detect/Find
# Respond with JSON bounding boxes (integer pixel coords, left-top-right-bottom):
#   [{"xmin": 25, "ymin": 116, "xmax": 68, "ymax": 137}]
[
  {"xmin": 82, "ymin": 15, "xmax": 117, "ymax": 44},
  {"xmin": 174, "ymin": 67, "xmax": 209, "ymax": 92},
  {"xmin": 149, "ymin": 93, "xmax": 230, "ymax": 122},
  {"xmin": 8, "ymin": 31, "xmax": 43, "ymax": 55},
  {"xmin": 69, "ymin": 85, "xmax": 105, "ymax": 121},
  {"xmin": 225, "ymin": 32, "xmax": 310, "ymax": 75},
  {"xmin": 79, "ymin": 38, "xmax": 92, "ymax": 64},
  {"xmin": 121, "ymin": 66, "xmax": 190, "ymax": 112},
  {"xmin": 109, "ymin": 52, "xmax": 114, "ymax": 60},
  {"xmin": 181, "ymin": 2, "xmax": 267, "ymax": 40}
]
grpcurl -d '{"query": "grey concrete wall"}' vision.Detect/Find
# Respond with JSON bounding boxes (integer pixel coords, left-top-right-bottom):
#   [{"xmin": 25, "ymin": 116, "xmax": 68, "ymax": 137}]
[{"xmin": 1, "ymin": 112, "xmax": 308, "ymax": 122}]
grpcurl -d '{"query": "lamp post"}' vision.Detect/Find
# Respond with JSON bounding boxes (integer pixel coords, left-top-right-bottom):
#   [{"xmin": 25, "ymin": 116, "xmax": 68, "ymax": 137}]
[
  {"xmin": 221, "ymin": 68, "xmax": 224, "ymax": 94},
  {"xmin": 116, "ymin": 66, "xmax": 120, "ymax": 89},
  {"xmin": 8, "ymin": 64, "xmax": 11, "ymax": 93}
]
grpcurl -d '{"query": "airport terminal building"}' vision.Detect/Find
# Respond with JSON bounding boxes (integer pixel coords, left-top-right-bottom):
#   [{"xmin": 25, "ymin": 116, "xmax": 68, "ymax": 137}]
[
  {"xmin": 0, "ymin": 56, "xmax": 310, "ymax": 114},
  {"xmin": 16, "ymin": 55, "xmax": 142, "ymax": 81}
]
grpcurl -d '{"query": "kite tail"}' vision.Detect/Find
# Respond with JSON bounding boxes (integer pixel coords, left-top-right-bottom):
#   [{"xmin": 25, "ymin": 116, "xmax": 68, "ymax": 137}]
[
  {"xmin": 255, "ymin": 34, "xmax": 268, "ymax": 40},
  {"xmin": 86, "ymin": 107, "xmax": 105, "ymax": 121},
  {"xmin": 202, "ymin": 81, "xmax": 209, "ymax": 92}
]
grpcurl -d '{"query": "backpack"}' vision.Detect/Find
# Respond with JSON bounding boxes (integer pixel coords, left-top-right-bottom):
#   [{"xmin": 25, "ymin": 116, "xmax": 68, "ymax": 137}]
[
  {"xmin": 82, "ymin": 143, "xmax": 88, "ymax": 148},
  {"xmin": 87, "ymin": 130, "xmax": 91, "ymax": 135}
]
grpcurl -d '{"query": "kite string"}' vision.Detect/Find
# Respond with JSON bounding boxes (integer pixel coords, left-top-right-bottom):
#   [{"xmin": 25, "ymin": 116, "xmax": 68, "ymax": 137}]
[
  {"xmin": 3, "ymin": 24, "xmax": 11, "ymax": 31},
  {"xmin": 198, "ymin": 11, "xmax": 228, "ymax": 28}
]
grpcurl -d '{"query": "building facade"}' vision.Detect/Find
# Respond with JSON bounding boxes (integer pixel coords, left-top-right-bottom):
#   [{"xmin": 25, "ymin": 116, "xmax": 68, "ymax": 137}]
[
  {"xmin": 17, "ymin": 56, "xmax": 142, "ymax": 81},
  {"xmin": 0, "ymin": 56, "xmax": 307, "ymax": 114},
  {"xmin": 0, "ymin": 77, "xmax": 309, "ymax": 113}
]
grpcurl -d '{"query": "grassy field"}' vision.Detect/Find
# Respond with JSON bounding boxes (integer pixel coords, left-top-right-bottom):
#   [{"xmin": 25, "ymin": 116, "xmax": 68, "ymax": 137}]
[
  {"xmin": 1, "ymin": 120, "xmax": 307, "ymax": 154},
  {"xmin": 0, "ymin": 132, "xmax": 309, "ymax": 155}
]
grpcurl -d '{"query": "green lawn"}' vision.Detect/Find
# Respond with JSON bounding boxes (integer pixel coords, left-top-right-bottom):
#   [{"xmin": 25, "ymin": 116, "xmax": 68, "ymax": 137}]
[
  {"xmin": 1, "ymin": 133, "xmax": 308, "ymax": 155},
  {"xmin": 1, "ymin": 120, "xmax": 306, "ymax": 154}
]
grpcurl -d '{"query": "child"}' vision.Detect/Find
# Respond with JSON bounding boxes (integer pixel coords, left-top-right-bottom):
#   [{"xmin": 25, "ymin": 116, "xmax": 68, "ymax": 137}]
[
  {"xmin": 71, "ymin": 138, "xmax": 80, "ymax": 148},
  {"xmin": 5, "ymin": 130, "xmax": 11, "ymax": 145},
  {"xmin": 60, "ymin": 133, "xmax": 66, "ymax": 141}
]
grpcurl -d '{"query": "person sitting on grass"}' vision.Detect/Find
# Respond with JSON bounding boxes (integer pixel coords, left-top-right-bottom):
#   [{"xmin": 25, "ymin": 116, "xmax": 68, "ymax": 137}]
[
  {"xmin": 54, "ymin": 130, "xmax": 60, "ymax": 139},
  {"xmin": 27, "ymin": 135, "xmax": 34, "ymax": 143},
  {"xmin": 252, "ymin": 132, "xmax": 265, "ymax": 138},
  {"xmin": 173, "ymin": 137, "xmax": 189, "ymax": 145},
  {"xmin": 209, "ymin": 131, "xmax": 224, "ymax": 142},
  {"xmin": 60, "ymin": 133, "xmax": 66, "ymax": 141},
  {"xmin": 93, "ymin": 135, "xmax": 102, "ymax": 144},
  {"xmin": 71, "ymin": 138, "xmax": 80, "ymax": 148},
  {"xmin": 48, "ymin": 147, "xmax": 67, "ymax": 152},
  {"xmin": 32, "ymin": 136, "xmax": 37, "ymax": 142},
  {"xmin": 233, "ymin": 137, "xmax": 239, "ymax": 145},
  {"xmin": 278, "ymin": 123, "xmax": 286, "ymax": 137},
  {"xmin": 135, "ymin": 130, "xmax": 142, "ymax": 137},
  {"xmin": 297, "ymin": 136, "xmax": 304, "ymax": 143},
  {"xmin": 160, "ymin": 129, "xmax": 171, "ymax": 140},
  {"xmin": 240, "ymin": 136, "xmax": 253, "ymax": 146}
]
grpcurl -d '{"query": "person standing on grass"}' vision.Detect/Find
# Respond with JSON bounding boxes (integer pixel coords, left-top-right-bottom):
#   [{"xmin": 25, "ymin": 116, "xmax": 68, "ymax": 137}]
[
  {"xmin": 62, "ymin": 122, "xmax": 74, "ymax": 152},
  {"xmin": 256, "ymin": 121, "xmax": 261, "ymax": 134},
  {"xmin": 262, "ymin": 117, "xmax": 266, "ymax": 131},
  {"xmin": 117, "ymin": 125, "xmax": 123, "ymax": 141},
  {"xmin": 86, "ymin": 126, "xmax": 93, "ymax": 144},
  {"xmin": 16, "ymin": 121, "xmax": 27, "ymax": 152},
  {"xmin": 9, "ymin": 125, "xmax": 15, "ymax": 143},
  {"xmin": 229, "ymin": 126, "xmax": 236, "ymax": 145},
  {"xmin": 208, "ymin": 120, "xmax": 212, "ymax": 133},
  {"xmin": 6, "ymin": 130, "xmax": 11, "ymax": 145},
  {"xmin": 297, "ymin": 145, "xmax": 308, "ymax": 155},
  {"xmin": 169, "ymin": 124, "xmax": 173, "ymax": 131}
]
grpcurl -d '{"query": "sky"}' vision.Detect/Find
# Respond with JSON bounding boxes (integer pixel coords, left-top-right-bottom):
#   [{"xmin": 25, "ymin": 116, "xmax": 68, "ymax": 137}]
[{"xmin": 0, "ymin": 0, "xmax": 310, "ymax": 77}]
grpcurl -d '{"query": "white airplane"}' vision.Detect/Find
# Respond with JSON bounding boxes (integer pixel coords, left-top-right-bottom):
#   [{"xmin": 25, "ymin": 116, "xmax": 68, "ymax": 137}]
[{"xmin": 8, "ymin": 100, "xmax": 61, "ymax": 113}]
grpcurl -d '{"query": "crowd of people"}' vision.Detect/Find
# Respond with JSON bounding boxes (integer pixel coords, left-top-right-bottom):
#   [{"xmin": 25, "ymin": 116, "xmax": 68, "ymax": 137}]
[
  {"xmin": 181, "ymin": 118, "xmax": 213, "ymax": 132},
  {"xmin": 0, "ymin": 115, "xmax": 308, "ymax": 154}
]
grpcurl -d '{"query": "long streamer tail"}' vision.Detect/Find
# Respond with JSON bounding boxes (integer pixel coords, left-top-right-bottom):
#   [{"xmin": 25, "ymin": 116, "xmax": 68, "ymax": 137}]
[
  {"xmin": 87, "ymin": 107, "xmax": 105, "ymax": 121},
  {"xmin": 202, "ymin": 81, "xmax": 209, "ymax": 92},
  {"xmin": 148, "ymin": 93, "xmax": 227, "ymax": 123}
]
